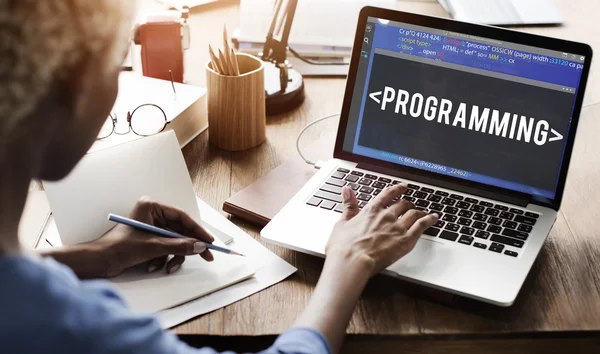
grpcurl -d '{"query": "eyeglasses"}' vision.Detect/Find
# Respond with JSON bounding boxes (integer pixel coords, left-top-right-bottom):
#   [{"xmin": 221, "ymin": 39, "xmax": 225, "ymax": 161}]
[{"xmin": 97, "ymin": 103, "xmax": 169, "ymax": 140}]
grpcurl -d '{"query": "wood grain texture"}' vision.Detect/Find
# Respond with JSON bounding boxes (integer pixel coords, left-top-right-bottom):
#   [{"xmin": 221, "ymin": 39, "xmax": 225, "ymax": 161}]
[
  {"xmin": 145, "ymin": 0, "xmax": 600, "ymax": 345},
  {"xmin": 206, "ymin": 53, "xmax": 266, "ymax": 151}
]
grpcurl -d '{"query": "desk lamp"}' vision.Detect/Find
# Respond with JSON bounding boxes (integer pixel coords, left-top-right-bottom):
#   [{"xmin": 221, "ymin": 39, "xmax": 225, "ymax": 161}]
[{"xmin": 260, "ymin": 0, "xmax": 305, "ymax": 115}]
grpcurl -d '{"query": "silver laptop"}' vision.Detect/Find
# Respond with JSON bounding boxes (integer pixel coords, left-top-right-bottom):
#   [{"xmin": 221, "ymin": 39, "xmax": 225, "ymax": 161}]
[{"xmin": 261, "ymin": 7, "xmax": 592, "ymax": 306}]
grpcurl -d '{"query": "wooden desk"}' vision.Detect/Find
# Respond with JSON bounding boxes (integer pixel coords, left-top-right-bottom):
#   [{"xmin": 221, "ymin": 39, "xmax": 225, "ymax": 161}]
[{"xmin": 142, "ymin": 0, "xmax": 600, "ymax": 352}]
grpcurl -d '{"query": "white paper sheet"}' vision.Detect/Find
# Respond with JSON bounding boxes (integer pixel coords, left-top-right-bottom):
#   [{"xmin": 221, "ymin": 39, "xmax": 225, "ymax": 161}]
[{"xmin": 157, "ymin": 197, "xmax": 297, "ymax": 328}]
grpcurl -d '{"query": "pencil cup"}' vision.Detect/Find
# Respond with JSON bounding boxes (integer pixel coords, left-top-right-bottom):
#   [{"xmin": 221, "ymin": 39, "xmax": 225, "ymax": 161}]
[{"xmin": 206, "ymin": 53, "xmax": 266, "ymax": 151}]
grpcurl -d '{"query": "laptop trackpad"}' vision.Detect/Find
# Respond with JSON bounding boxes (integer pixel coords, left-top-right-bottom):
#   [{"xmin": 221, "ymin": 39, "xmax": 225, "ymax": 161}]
[{"xmin": 389, "ymin": 238, "xmax": 451, "ymax": 278}]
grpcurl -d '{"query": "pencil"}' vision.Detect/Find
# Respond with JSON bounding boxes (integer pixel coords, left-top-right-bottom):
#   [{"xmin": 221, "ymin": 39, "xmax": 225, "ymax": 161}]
[
  {"xmin": 218, "ymin": 48, "xmax": 231, "ymax": 75},
  {"xmin": 209, "ymin": 45, "xmax": 224, "ymax": 75},
  {"xmin": 108, "ymin": 213, "xmax": 245, "ymax": 257},
  {"xmin": 223, "ymin": 25, "xmax": 233, "ymax": 70},
  {"xmin": 231, "ymin": 48, "xmax": 240, "ymax": 76}
]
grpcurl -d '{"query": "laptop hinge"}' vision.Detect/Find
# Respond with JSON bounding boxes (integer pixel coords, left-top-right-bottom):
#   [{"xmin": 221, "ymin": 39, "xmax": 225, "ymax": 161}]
[{"xmin": 356, "ymin": 162, "xmax": 531, "ymax": 208}]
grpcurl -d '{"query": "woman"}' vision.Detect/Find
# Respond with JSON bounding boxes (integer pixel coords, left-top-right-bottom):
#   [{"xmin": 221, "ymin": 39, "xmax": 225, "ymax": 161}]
[{"xmin": 0, "ymin": 1, "xmax": 437, "ymax": 353}]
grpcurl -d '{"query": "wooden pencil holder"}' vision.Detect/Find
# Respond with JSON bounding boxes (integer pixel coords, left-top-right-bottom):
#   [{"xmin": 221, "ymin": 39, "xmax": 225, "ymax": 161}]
[{"xmin": 206, "ymin": 53, "xmax": 266, "ymax": 151}]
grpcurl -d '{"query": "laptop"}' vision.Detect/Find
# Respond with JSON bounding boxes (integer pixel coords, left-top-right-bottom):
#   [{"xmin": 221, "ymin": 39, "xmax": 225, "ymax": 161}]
[{"xmin": 261, "ymin": 7, "xmax": 592, "ymax": 306}]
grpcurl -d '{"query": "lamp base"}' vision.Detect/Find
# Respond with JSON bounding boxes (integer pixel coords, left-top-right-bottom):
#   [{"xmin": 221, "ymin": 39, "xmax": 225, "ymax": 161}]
[{"xmin": 263, "ymin": 62, "xmax": 305, "ymax": 115}]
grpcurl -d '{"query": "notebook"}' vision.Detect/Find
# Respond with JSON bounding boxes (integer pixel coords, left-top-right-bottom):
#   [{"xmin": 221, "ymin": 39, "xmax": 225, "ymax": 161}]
[
  {"xmin": 442, "ymin": 0, "xmax": 564, "ymax": 26},
  {"xmin": 18, "ymin": 190, "xmax": 51, "ymax": 249},
  {"xmin": 43, "ymin": 131, "xmax": 250, "ymax": 312}
]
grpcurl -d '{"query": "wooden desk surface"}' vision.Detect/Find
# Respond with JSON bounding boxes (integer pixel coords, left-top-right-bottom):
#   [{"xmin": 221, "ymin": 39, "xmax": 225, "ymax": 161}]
[{"xmin": 139, "ymin": 0, "xmax": 600, "ymax": 348}]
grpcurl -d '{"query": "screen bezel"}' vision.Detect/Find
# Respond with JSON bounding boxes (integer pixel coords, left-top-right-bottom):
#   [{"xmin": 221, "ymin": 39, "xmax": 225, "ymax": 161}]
[{"xmin": 334, "ymin": 6, "xmax": 593, "ymax": 210}]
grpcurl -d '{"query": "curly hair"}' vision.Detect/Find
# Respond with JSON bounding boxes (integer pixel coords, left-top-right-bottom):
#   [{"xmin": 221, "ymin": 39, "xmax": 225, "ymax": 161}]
[{"xmin": 0, "ymin": 0, "xmax": 135, "ymax": 143}]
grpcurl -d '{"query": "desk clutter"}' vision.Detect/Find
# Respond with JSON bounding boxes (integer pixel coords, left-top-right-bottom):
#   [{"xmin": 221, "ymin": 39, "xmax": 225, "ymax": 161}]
[{"xmin": 42, "ymin": 132, "xmax": 295, "ymax": 326}]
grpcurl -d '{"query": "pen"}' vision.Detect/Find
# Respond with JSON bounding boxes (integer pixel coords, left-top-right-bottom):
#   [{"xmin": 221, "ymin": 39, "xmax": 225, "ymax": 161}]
[{"xmin": 108, "ymin": 213, "xmax": 244, "ymax": 256}]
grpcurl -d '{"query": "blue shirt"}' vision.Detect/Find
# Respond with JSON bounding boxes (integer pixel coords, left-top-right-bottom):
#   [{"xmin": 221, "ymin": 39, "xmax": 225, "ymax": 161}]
[{"xmin": 0, "ymin": 255, "xmax": 331, "ymax": 354}]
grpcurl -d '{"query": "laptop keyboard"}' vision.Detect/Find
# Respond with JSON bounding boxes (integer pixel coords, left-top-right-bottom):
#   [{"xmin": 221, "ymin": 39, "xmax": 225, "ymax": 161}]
[{"xmin": 306, "ymin": 168, "xmax": 541, "ymax": 258}]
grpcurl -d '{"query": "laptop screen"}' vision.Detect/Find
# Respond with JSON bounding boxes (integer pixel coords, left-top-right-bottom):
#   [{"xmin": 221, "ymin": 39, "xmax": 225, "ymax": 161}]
[{"xmin": 341, "ymin": 17, "xmax": 586, "ymax": 200}]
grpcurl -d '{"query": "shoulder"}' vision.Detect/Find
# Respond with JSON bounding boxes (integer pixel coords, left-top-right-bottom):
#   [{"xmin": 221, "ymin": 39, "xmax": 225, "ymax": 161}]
[{"xmin": 0, "ymin": 256, "xmax": 191, "ymax": 354}]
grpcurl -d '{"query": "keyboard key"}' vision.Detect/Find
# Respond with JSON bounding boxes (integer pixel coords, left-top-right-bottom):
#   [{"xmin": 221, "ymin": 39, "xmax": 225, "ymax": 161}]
[
  {"xmin": 358, "ymin": 178, "xmax": 373, "ymax": 186},
  {"xmin": 373, "ymin": 190, "xmax": 381, "ymax": 196},
  {"xmin": 415, "ymin": 207, "xmax": 427, "ymax": 212},
  {"xmin": 490, "ymin": 234, "xmax": 524, "ymax": 248},
  {"xmin": 458, "ymin": 210, "xmax": 473, "ymax": 218},
  {"xmin": 403, "ymin": 196, "xmax": 416, "ymax": 203},
  {"xmin": 320, "ymin": 200, "xmax": 335, "ymax": 210},
  {"xmin": 359, "ymin": 186, "xmax": 374, "ymax": 194},
  {"xmin": 442, "ymin": 214, "xmax": 458, "ymax": 223},
  {"xmin": 504, "ymin": 250, "xmax": 518, "ymax": 257},
  {"xmin": 510, "ymin": 208, "xmax": 524, "ymax": 215},
  {"xmin": 445, "ymin": 223, "xmax": 460, "ymax": 232},
  {"xmin": 441, "ymin": 198, "xmax": 456, "ymax": 206},
  {"xmin": 457, "ymin": 218, "xmax": 472, "ymax": 226},
  {"xmin": 502, "ymin": 229, "xmax": 529, "ymax": 240},
  {"xmin": 430, "ymin": 203, "xmax": 444, "ymax": 211},
  {"xmin": 408, "ymin": 184, "xmax": 420, "ymax": 189},
  {"xmin": 489, "ymin": 217, "xmax": 502, "ymax": 225},
  {"xmin": 326, "ymin": 178, "xmax": 345, "ymax": 187},
  {"xmin": 517, "ymin": 224, "xmax": 532, "ymax": 233},
  {"xmin": 487, "ymin": 225, "xmax": 502, "ymax": 233},
  {"xmin": 458, "ymin": 235, "xmax": 473, "ymax": 245},
  {"xmin": 415, "ymin": 199, "xmax": 430, "ymax": 208},
  {"xmin": 424, "ymin": 227, "xmax": 440, "ymax": 237},
  {"xmin": 337, "ymin": 168, "xmax": 350, "ymax": 173},
  {"xmin": 439, "ymin": 230, "xmax": 459, "ymax": 241},
  {"xmin": 348, "ymin": 183, "xmax": 360, "ymax": 191},
  {"xmin": 357, "ymin": 193, "xmax": 372, "ymax": 202},
  {"xmin": 345, "ymin": 175, "xmax": 359, "ymax": 183},
  {"xmin": 428, "ymin": 194, "xmax": 442, "ymax": 202},
  {"xmin": 351, "ymin": 171, "xmax": 364, "ymax": 176},
  {"xmin": 515, "ymin": 215, "xmax": 537, "ymax": 226},
  {"xmin": 484, "ymin": 208, "xmax": 500, "ymax": 216},
  {"xmin": 465, "ymin": 197, "xmax": 479, "ymax": 204},
  {"xmin": 435, "ymin": 191, "xmax": 449, "ymax": 196},
  {"xmin": 404, "ymin": 189, "xmax": 414, "ymax": 196},
  {"xmin": 475, "ymin": 230, "xmax": 490, "ymax": 239},
  {"xmin": 331, "ymin": 172, "xmax": 346, "ymax": 179},
  {"xmin": 470, "ymin": 205, "xmax": 485, "ymax": 213},
  {"xmin": 494, "ymin": 204, "xmax": 508, "ymax": 211},
  {"xmin": 320, "ymin": 184, "xmax": 342, "ymax": 194},
  {"xmin": 306, "ymin": 197, "xmax": 322, "ymax": 207},
  {"xmin": 489, "ymin": 243, "xmax": 504, "ymax": 253},
  {"xmin": 334, "ymin": 204, "xmax": 345, "ymax": 213},
  {"xmin": 315, "ymin": 190, "xmax": 343, "ymax": 203},
  {"xmin": 503, "ymin": 220, "xmax": 518, "ymax": 229},
  {"xmin": 434, "ymin": 220, "xmax": 446, "ymax": 228},
  {"xmin": 378, "ymin": 177, "xmax": 392, "ymax": 183},
  {"xmin": 525, "ymin": 212, "xmax": 539, "ymax": 219},
  {"xmin": 456, "ymin": 201, "xmax": 471, "ymax": 209},
  {"xmin": 480, "ymin": 201, "xmax": 493, "ymax": 207},
  {"xmin": 365, "ymin": 174, "xmax": 377, "ymax": 180},
  {"xmin": 372, "ymin": 181, "xmax": 387, "ymax": 189},
  {"xmin": 392, "ymin": 180, "xmax": 401, "ymax": 185},
  {"xmin": 359, "ymin": 201, "xmax": 367, "ymax": 208},
  {"xmin": 450, "ymin": 194, "xmax": 464, "ymax": 200},
  {"xmin": 443, "ymin": 206, "xmax": 459, "ymax": 215},
  {"xmin": 414, "ymin": 191, "xmax": 428, "ymax": 199},
  {"xmin": 473, "ymin": 213, "xmax": 488, "ymax": 222},
  {"xmin": 421, "ymin": 187, "xmax": 434, "ymax": 193},
  {"xmin": 499, "ymin": 211, "xmax": 514, "ymax": 220},
  {"xmin": 460, "ymin": 226, "xmax": 475, "ymax": 235},
  {"xmin": 473, "ymin": 242, "xmax": 487, "ymax": 249},
  {"xmin": 472, "ymin": 221, "xmax": 486, "ymax": 230}
]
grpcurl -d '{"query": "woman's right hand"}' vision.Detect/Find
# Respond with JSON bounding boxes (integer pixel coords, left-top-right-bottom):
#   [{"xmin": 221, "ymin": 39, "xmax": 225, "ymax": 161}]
[{"xmin": 325, "ymin": 183, "xmax": 438, "ymax": 277}]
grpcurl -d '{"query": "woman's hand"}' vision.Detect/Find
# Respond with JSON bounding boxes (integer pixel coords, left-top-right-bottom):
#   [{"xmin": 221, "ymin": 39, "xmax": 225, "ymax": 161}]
[
  {"xmin": 326, "ymin": 183, "xmax": 438, "ymax": 277},
  {"xmin": 44, "ymin": 197, "xmax": 215, "ymax": 279}
]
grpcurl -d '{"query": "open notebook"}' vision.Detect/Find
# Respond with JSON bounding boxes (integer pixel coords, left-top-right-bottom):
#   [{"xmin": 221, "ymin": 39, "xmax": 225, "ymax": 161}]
[{"xmin": 44, "ymin": 131, "xmax": 253, "ymax": 312}]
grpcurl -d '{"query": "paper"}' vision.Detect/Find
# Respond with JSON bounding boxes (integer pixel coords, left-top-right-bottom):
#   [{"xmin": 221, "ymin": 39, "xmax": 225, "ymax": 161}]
[
  {"xmin": 19, "ymin": 191, "xmax": 51, "ymax": 249},
  {"xmin": 157, "ymin": 197, "xmax": 297, "ymax": 328},
  {"xmin": 44, "ymin": 131, "xmax": 230, "ymax": 245},
  {"xmin": 238, "ymin": 0, "xmax": 395, "ymax": 48}
]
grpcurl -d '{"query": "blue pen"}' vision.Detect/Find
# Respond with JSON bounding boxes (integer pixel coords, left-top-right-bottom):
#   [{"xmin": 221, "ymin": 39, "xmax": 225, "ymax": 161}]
[{"xmin": 108, "ymin": 213, "xmax": 244, "ymax": 256}]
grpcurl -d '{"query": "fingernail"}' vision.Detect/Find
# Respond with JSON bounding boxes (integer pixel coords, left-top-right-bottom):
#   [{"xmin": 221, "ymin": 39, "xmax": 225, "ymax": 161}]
[
  {"xmin": 342, "ymin": 188, "xmax": 351, "ymax": 200},
  {"xmin": 168, "ymin": 264, "xmax": 180, "ymax": 274},
  {"xmin": 194, "ymin": 242, "xmax": 207, "ymax": 254},
  {"xmin": 148, "ymin": 265, "xmax": 158, "ymax": 273}
]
